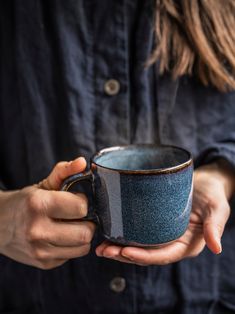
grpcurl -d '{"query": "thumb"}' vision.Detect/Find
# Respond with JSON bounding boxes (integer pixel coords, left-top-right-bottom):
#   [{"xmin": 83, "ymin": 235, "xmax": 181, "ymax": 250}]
[
  {"xmin": 203, "ymin": 197, "xmax": 230, "ymax": 254},
  {"xmin": 39, "ymin": 157, "xmax": 87, "ymax": 190}
]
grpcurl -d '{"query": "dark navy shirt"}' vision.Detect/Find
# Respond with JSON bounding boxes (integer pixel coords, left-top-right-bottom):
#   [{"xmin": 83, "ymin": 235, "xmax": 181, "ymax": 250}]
[{"xmin": 0, "ymin": 1, "xmax": 235, "ymax": 313}]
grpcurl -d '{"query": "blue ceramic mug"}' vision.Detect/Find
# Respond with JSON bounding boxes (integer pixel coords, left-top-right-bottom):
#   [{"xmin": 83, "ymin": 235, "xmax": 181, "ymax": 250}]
[{"xmin": 62, "ymin": 145, "xmax": 193, "ymax": 246}]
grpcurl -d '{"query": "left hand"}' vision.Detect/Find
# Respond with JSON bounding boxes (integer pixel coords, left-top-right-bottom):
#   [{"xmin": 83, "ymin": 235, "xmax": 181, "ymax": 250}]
[{"xmin": 96, "ymin": 162, "xmax": 234, "ymax": 266}]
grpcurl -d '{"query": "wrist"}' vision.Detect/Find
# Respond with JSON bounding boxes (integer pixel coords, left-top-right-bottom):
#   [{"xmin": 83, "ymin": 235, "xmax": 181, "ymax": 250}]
[
  {"xmin": 0, "ymin": 190, "xmax": 19, "ymax": 250},
  {"xmin": 195, "ymin": 160, "xmax": 235, "ymax": 199}
]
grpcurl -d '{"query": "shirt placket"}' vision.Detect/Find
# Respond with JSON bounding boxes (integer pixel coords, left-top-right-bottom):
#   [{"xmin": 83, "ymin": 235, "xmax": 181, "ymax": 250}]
[
  {"xmin": 92, "ymin": 0, "xmax": 131, "ymax": 152},
  {"xmin": 91, "ymin": 1, "xmax": 136, "ymax": 313}
]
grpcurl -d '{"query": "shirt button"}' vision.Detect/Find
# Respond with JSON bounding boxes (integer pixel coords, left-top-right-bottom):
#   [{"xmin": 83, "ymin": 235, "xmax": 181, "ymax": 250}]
[
  {"xmin": 109, "ymin": 277, "xmax": 126, "ymax": 293},
  {"xmin": 104, "ymin": 79, "xmax": 120, "ymax": 96}
]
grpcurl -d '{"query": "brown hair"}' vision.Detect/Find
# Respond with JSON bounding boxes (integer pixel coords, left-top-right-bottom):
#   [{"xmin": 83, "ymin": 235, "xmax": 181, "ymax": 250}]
[{"xmin": 148, "ymin": 0, "xmax": 235, "ymax": 92}]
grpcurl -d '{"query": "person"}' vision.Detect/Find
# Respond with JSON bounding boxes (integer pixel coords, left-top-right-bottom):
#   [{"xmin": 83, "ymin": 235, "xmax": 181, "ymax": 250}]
[{"xmin": 0, "ymin": 1, "xmax": 235, "ymax": 313}]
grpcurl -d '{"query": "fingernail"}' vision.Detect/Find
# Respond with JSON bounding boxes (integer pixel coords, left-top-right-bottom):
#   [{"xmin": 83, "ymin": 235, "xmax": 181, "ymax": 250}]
[
  {"xmin": 77, "ymin": 157, "xmax": 86, "ymax": 162},
  {"xmin": 215, "ymin": 236, "xmax": 222, "ymax": 254},
  {"xmin": 217, "ymin": 242, "xmax": 222, "ymax": 254}
]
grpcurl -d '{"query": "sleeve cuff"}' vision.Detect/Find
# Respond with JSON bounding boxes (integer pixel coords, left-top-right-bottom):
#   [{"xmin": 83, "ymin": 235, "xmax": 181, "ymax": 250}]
[{"xmin": 194, "ymin": 145, "xmax": 235, "ymax": 170}]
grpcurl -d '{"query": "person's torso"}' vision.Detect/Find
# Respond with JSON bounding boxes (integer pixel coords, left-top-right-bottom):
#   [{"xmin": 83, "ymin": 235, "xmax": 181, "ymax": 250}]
[{"xmin": 0, "ymin": 1, "xmax": 235, "ymax": 314}]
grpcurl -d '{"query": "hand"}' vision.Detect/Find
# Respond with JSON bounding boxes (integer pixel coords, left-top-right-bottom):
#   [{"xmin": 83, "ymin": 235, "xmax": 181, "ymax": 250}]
[
  {"xmin": 96, "ymin": 162, "xmax": 234, "ymax": 266},
  {"xmin": 0, "ymin": 157, "xmax": 95, "ymax": 269}
]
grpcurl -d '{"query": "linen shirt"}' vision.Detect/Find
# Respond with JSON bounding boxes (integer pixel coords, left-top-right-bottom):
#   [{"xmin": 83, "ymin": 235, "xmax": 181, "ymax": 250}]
[{"xmin": 0, "ymin": 1, "xmax": 235, "ymax": 313}]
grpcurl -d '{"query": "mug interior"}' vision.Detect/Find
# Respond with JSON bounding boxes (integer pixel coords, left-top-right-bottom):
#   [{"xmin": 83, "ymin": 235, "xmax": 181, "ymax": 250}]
[{"xmin": 93, "ymin": 145, "xmax": 191, "ymax": 172}]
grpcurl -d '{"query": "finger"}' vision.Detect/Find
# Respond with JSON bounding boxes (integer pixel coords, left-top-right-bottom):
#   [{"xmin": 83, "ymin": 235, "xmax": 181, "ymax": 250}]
[
  {"xmin": 96, "ymin": 242, "xmax": 142, "ymax": 264},
  {"xmin": 35, "ymin": 244, "xmax": 91, "ymax": 261},
  {"xmin": 119, "ymin": 242, "xmax": 194, "ymax": 265},
  {"xmin": 35, "ymin": 259, "xmax": 67, "ymax": 270},
  {"xmin": 95, "ymin": 241, "xmax": 111, "ymax": 256},
  {"xmin": 108, "ymin": 255, "xmax": 142, "ymax": 265},
  {"xmin": 97, "ymin": 234, "xmax": 197, "ymax": 265},
  {"xmin": 50, "ymin": 221, "xmax": 96, "ymax": 247},
  {"xmin": 39, "ymin": 157, "xmax": 87, "ymax": 190},
  {"xmin": 99, "ymin": 243, "xmax": 122, "ymax": 258},
  {"xmin": 102, "ymin": 244, "xmax": 146, "ymax": 265},
  {"xmin": 98, "ymin": 239, "xmax": 191, "ymax": 265},
  {"xmin": 52, "ymin": 245, "xmax": 91, "ymax": 259},
  {"xmin": 30, "ymin": 220, "xmax": 95, "ymax": 247},
  {"xmin": 203, "ymin": 198, "xmax": 230, "ymax": 254},
  {"xmin": 40, "ymin": 190, "xmax": 88, "ymax": 219}
]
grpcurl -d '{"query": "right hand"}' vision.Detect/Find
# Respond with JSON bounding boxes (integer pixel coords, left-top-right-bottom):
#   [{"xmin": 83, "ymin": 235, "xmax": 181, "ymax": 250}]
[{"xmin": 0, "ymin": 157, "xmax": 95, "ymax": 269}]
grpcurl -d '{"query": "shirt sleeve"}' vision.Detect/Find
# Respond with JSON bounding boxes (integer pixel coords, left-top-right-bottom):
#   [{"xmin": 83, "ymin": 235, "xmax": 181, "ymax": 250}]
[
  {"xmin": 195, "ymin": 141, "xmax": 235, "ymax": 170},
  {"xmin": 193, "ymin": 88, "xmax": 235, "ymax": 170}
]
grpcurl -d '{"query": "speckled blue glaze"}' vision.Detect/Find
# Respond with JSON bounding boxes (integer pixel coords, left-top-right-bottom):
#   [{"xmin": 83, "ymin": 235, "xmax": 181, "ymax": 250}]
[
  {"xmin": 92, "ymin": 145, "xmax": 193, "ymax": 246},
  {"xmin": 119, "ymin": 168, "xmax": 193, "ymax": 244}
]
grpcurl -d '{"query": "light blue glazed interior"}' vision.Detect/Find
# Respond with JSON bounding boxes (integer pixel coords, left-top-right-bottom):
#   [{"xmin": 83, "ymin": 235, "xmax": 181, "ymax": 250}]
[{"xmin": 94, "ymin": 146, "xmax": 190, "ymax": 170}]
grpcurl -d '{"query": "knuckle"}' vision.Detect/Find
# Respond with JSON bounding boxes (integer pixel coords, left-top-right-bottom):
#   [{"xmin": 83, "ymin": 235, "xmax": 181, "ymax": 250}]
[
  {"xmin": 26, "ymin": 224, "xmax": 45, "ymax": 242},
  {"xmin": 206, "ymin": 199, "xmax": 218, "ymax": 211},
  {"xmin": 25, "ymin": 189, "xmax": 42, "ymax": 213},
  {"xmin": 55, "ymin": 161, "xmax": 67, "ymax": 171},
  {"xmin": 26, "ymin": 226, "xmax": 38, "ymax": 242},
  {"xmin": 87, "ymin": 221, "xmax": 96, "ymax": 233},
  {"xmin": 79, "ymin": 203, "xmax": 88, "ymax": 218},
  {"xmin": 52, "ymin": 162, "xmax": 68, "ymax": 186},
  {"xmin": 79, "ymin": 227, "xmax": 93, "ymax": 244},
  {"xmin": 188, "ymin": 251, "xmax": 200, "ymax": 258},
  {"xmin": 188, "ymin": 251, "xmax": 198, "ymax": 258},
  {"xmin": 188, "ymin": 247, "xmax": 204, "ymax": 258},
  {"xmin": 223, "ymin": 203, "xmax": 231, "ymax": 217},
  {"xmin": 216, "ymin": 223, "xmax": 225, "ymax": 235},
  {"xmin": 80, "ymin": 244, "xmax": 91, "ymax": 256},
  {"xmin": 77, "ymin": 194, "xmax": 88, "ymax": 217},
  {"xmin": 31, "ymin": 247, "xmax": 50, "ymax": 262}
]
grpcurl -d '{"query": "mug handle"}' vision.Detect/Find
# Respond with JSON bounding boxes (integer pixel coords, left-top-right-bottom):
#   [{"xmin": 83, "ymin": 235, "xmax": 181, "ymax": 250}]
[{"xmin": 61, "ymin": 171, "xmax": 99, "ymax": 224}]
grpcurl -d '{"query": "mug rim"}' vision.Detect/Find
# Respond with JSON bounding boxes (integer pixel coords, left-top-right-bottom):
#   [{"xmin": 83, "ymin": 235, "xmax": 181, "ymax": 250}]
[{"xmin": 91, "ymin": 144, "xmax": 193, "ymax": 174}]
